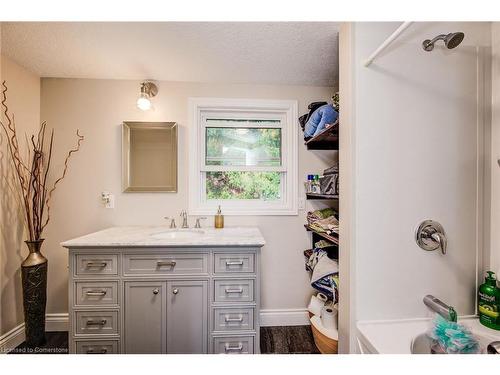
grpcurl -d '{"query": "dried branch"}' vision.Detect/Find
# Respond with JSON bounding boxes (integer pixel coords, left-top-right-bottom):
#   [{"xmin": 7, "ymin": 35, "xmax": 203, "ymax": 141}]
[
  {"xmin": 41, "ymin": 129, "xmax": 84, "ymax": 231},
  {"xmin": 0, "ymin": 80, "xmax": 84, "ymax": 240}
]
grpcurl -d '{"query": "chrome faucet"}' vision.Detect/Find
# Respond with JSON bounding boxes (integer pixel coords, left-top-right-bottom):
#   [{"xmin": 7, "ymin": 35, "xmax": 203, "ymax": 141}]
[
  {"xmin": 194, "ymin": 217, "xmax": 207, "ymax": 228},
  {"xmin": 180, "ymin": 210, "xmax": 189, "ymax": 228},
  {"xmin": 423, "ymin": 295, "xmax": 457, "ymax": 322},
  {"xmin": 164, "ymin": 216, "xmax": 176, "ymax": 228}
]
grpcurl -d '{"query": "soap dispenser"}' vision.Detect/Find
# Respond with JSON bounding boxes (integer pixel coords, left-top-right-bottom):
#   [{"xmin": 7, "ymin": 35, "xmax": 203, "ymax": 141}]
[
  {"xmin": 478, "ymin": 271, "xmax": 500, "ymax": 330},
  {"xmin": 214, "ymin": 205, "xmax": 224, "ymax": 229}
]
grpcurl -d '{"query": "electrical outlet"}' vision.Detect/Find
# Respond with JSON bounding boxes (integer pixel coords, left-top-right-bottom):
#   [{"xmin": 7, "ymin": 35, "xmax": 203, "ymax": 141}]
[{"xmin": 101, "ymin": 191, "xmax": 115, "ymax": 209}]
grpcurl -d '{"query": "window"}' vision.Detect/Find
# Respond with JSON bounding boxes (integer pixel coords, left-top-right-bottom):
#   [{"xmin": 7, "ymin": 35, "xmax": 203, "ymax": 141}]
[{"xmin": 189, "ymin": 98, "xmax": 298, "ymax": 215}]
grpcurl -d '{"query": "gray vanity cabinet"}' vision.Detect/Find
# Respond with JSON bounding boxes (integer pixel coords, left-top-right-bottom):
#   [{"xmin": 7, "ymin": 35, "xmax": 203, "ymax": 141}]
[
  {"xmin": 66, "ymin": 246, "xmax": 261, "ymax": 354},
  {"xmin": 124, "ymin": 281, "xmax": 166, "ymax": 354}
]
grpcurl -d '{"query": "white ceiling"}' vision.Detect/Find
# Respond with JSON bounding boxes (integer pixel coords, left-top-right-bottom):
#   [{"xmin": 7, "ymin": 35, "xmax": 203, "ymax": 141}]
[{"xmin": 1, "ymin": 22, "xmax": 339, "ymax": 87}]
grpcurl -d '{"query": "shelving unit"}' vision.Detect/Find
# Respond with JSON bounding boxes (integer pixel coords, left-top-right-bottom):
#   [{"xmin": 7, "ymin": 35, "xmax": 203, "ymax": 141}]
[
  {"xmin": 304, "ymin": 121, "xmax": 339, "ymax": 150},
  {"xmin": 304, "ymin": 225, "xmax": 339, "ymax": 245},
  {"xmin": 302, "ymin": 114, "xmax": 340, "ymax": 354},
  {"xmin": 306, "ymin": 193, "xmax": 339, "ymax": 200}
]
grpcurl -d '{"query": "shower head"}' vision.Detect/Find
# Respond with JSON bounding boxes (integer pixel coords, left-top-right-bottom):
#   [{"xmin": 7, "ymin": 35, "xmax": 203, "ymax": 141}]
[{"xmin": 422, "ymin": 32, "xmax": 465, "ymax": 52}]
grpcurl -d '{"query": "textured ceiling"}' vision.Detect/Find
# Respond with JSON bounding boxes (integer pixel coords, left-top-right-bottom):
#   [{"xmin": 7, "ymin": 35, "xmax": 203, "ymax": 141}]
[{"xmin": 1, "ymin": 22, "xmax": 339, "ymax": 87}]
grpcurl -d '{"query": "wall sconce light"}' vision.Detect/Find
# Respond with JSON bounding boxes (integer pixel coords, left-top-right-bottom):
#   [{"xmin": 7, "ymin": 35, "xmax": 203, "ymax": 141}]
[{"xmin": 137, "ymin": 81, "xmax": 158, "ymax": 111}]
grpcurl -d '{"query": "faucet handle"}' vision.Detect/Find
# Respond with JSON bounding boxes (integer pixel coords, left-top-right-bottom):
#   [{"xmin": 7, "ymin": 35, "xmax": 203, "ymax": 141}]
[
  {"xmin": 164, "ymin": 217, "xmax": 176, "ymax": 228},
  {"xmin": 194, "ymin": 217, "xmax": 207, "ymax": 229}
]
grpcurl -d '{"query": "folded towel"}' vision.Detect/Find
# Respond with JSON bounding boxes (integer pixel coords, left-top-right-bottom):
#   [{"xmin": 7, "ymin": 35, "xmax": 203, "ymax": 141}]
[
  {"xmin": 307, "ymin": 248, "xmax": 339, "ymax": 302},
  {"xmin": 308, "ymin": 215, "xmax": 339, "ymax": 235},
  {"xmin": 307, "ymin": 208, "xmax": 336, "ymax": 222}
]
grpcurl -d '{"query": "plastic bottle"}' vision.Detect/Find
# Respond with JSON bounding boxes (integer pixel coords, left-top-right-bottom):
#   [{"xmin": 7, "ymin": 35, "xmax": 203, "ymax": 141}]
[{"xmin": 478, "ymin": 271, "xmax": 500, "ymax": 330}]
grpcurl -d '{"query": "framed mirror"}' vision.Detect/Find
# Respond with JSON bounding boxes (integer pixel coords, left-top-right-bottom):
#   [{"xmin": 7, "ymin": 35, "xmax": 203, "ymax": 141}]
[{"xmin": 122, "ymin": 122, "xmax": 178, "ymax": 192}]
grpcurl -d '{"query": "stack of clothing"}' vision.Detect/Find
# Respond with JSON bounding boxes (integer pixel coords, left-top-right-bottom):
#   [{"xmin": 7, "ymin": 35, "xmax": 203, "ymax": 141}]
[
  {"xmin": 306, "ymin": 247, "xmax": 339, "ymax": 303},
  {"xmin": 307, "ymin": 208, "xmax": 339, "ymax": 237}
]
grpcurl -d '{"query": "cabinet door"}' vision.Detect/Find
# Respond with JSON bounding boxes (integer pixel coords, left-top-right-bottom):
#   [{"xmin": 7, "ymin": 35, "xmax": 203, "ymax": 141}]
[
  {"xmin": 124, "ymin": 281, "xmax": 166, "ymax": 354},
  {"xmin": 166, "ymin": 280, "xmax": 208, "ymax": 354}
]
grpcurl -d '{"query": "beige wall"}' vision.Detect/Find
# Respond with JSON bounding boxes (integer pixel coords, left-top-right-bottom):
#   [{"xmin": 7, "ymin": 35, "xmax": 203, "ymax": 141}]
[
  {"xmin": 0, "ymin": 54, "xmax": 41, "ymax": 335},
  {"xmin": 40, "ymin": 78, "xmax": 335, "ymax": 315}
]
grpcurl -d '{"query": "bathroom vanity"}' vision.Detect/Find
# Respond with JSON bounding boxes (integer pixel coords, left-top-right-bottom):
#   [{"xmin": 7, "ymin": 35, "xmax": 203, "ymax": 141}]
[{"xmin": 61, "ymin": 226, "xmax": 265, "ymax": 354}]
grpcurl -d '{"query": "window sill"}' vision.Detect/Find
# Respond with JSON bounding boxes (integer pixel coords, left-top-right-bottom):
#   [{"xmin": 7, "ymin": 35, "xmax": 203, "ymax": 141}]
[{"xmin": 189, "ymin": 206, "xmax": 298, "ymax": 216}]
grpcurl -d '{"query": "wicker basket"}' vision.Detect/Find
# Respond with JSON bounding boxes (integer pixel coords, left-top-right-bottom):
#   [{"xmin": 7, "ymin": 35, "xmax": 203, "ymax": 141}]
[{"xmin": 311, "ymin": 322, "xmax": 338, "ymax": 354}]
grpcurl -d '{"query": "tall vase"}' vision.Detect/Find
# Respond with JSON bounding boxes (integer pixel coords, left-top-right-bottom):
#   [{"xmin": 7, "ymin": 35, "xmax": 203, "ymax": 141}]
[{"xmin": 21, "ymin": 239, "xmax": 48, "ymax": 347}]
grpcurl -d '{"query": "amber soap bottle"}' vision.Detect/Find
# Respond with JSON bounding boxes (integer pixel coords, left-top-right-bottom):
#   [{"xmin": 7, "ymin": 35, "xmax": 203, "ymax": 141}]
[{"xmin": 215, "ymin": 205, "xmax": 224, "ymax": 228}]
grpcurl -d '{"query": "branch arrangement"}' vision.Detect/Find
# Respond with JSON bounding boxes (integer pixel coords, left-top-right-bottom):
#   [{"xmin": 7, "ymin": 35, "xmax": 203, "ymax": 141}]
[{"xmin": 0, "ymin": 81, "xmax": 84, "ymax": 241}]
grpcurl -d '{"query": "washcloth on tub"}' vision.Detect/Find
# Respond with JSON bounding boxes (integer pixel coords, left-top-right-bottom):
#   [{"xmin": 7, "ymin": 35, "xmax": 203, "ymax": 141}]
[{"xmin": 307, "ymin": 248, "xmax": 339, "ymax": 303}]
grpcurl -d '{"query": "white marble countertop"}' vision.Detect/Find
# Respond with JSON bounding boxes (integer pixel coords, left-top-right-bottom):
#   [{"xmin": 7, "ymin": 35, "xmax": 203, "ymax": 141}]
[
  {"xmin": 61, "ymin": 226, "xmax": 266, "ymax": 248},
  {"xmin": 357, "ymin": 316, "xmax": 500, "ymax": 354}
]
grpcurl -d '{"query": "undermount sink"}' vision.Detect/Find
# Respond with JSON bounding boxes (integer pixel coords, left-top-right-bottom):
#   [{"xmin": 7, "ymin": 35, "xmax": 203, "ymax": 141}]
[
  {"xmin": 411, "ymin": 332, "xmax": 492, "ymax": 354},
  {"xmin": 151, "ymin": 229, "xmax": 205, "ymax": 240}
]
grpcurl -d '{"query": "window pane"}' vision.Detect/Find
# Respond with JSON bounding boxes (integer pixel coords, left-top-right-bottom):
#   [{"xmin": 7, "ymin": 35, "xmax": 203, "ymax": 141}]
[
  {"xmin": 206, "ymin": 118, "xmax": 281, "ymax": 127},
  {"xmin": 205, "ymin": 127, "xmax": 281, "ymax": 167},
  {"xmin": 206, "ymin": 171, "xmax": 281, "ymax": 200}
]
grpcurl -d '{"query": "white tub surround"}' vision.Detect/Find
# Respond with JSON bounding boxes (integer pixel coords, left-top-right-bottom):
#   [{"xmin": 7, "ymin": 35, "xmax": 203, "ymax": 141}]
[
  {"xmin": 62, "ymin": 226, "xmax": 265, "ymax": 354},
  {"xmin": 357, "ymin": 317, "xmax": 500, "ymax": 354}
]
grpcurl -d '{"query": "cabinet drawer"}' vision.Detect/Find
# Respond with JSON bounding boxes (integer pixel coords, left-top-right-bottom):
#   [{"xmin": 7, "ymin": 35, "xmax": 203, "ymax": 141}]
[
  {"xmin": 76, "ymin": 339, "xmax": 119, "ymax": 354},
  {"xmin": 75, "ymin": 281, "xmax": 119, "ymax": 306},
  {"xmin": 214, "ymin": 253, "xmax": 255, "ymax": 274},
  {"xmin": 123, "ymin": 253, "xmax": 208, "ymax": 276},
  {"xmin": 213, "ymin": 336, "xmax": 254, "ymax": 354},
  {"xmin": 75, "ymin": 254, "xmax": 118, "ymax": 276},
  {"xmin": 75, "ymin": 310, "xmax": 119, "ymax": 335},
  {"xmin": 213, "ymin": 307, "xmax": 254, "ymax": 331},
  {"xmin": 214, "ymin": 279, "xmax": 254, "ymax": 303}
]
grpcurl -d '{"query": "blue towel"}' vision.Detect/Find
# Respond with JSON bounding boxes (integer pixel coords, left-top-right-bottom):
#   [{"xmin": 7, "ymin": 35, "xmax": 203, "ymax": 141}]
[{"xmin": 303, "ymin": 104, "xmax": 339, "ymax": 138}]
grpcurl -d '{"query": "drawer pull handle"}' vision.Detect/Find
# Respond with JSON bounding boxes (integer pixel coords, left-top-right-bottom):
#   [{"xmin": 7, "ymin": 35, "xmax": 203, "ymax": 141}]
[
  {"xmin": 85, "ymin": 290, "xmax": 107, "ymax": 297},
  {"xmin": 157, "ymin": 260, "xmax": 176, "ymax": 267},
  {"xmin": 225, "ymin": 288, "xmax": 243, "ymax": 294},
  {"xmin": 224, "ymin": 343, "xmax": 243, "ymax": 352},
  {"xmin": 86, "ymin": 261, "xmax": 107, "ymax": 268},
  {"xmin": 172, "ymin": 288, "xmax": 179, "ymax": 295},
  {"xmin": 225, "ymin": 315, "xmax": 243, "ymax": 323},
  {"xmin": 86, "ymin": 319, "xmax": 107, "ymax": 326},
  {"xmin": 225, "ymin": 260, "xmax": 244, "ymax": 266},
  {"xmin": 153, "ymin": 288, "xmax": 160, "ymax": 295},
  {"xmin": 86, "ymin": 348, "xmax": 108, "ymax": 354}
]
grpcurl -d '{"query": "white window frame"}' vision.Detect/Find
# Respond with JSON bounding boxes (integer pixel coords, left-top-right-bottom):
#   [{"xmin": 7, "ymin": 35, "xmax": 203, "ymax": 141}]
[{"xmin": 188, "ymin": 97, "xmax": 298, "ymax": 216}]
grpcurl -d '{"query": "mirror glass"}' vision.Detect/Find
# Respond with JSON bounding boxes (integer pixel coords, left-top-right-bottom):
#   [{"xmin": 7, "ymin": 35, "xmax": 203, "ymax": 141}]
[{"xmin": 122, "ymin": 122, "xmax": 177, "ymax": 192}]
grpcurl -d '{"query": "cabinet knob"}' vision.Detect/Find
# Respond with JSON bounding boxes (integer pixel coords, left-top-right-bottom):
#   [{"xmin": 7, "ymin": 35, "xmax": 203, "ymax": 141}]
[
  {"xmin": 153, "ymin": 288, "xmax": 159, "ymax": 295},
  {"xmin": 172, "ymin": 288, "xmax": 179, "ymax": 295}
]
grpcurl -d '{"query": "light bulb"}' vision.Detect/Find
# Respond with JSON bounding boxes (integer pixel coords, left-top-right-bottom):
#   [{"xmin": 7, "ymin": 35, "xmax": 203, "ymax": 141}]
[{"xmin": 137, "ymin": 95, "xmax": 152, "ymax": 111}]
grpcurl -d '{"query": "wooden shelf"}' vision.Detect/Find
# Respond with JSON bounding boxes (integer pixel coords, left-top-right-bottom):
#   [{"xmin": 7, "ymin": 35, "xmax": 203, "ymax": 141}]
[
  {"xmin": 304, "ymin": 225, "xmax": 339, "ymax": 245},
  {"xmin": 305, "ymin": 121, "xmax": 339, "ymax": 150},
  {"xmin": 306, "ymin": 193, "xmax": 339, "ymax": 200}
]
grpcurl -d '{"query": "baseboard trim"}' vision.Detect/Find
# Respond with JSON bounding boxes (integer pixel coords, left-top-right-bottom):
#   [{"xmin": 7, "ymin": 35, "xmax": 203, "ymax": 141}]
[
  {"xmin": 260, "ymin": 308, "xmax": 310, "ymax": 327},
  {"xmin": 46, "ymin": 313, "xmax": 69, "ymax": 332},
  {"xmin": 0, "ymin": 324, "xmax": 25, "ymax": 354},
  {"xmin": 0, "ymin": 313, "xmax": 69, "ymax": 353}
]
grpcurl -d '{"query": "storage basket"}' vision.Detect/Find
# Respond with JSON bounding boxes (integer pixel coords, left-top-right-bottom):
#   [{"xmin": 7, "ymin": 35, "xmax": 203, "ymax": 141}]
[
  {"xmin": 319, "ymin": 173, "xmax": 339, "ymax": 195},
  {"xmin": 311, "ymin": 321, "xmax": 338, "ymax": 354}
]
